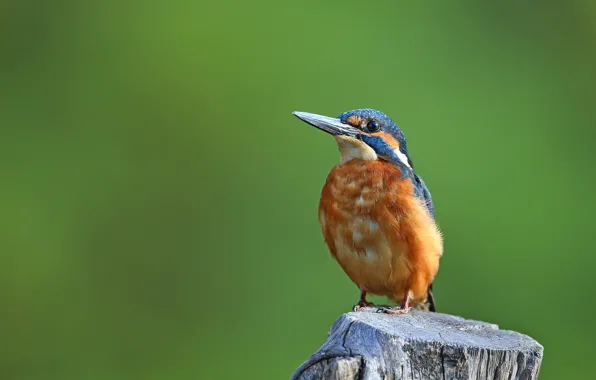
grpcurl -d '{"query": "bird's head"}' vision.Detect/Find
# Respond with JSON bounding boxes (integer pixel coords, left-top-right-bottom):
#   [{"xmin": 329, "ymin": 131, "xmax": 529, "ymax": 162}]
[{"xmin": 293, "ymin": 108, "xmax": 413, "ymax": 168}]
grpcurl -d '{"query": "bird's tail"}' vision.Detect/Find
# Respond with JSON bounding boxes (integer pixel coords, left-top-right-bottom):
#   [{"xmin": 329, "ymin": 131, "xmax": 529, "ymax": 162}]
[
  {"xmin": 413, "ymin": 284, "xmax": 436, "ymax": 311},
  {"xmin": 426, "ymin": 283, "xmax": 436, "ymax": 312}
]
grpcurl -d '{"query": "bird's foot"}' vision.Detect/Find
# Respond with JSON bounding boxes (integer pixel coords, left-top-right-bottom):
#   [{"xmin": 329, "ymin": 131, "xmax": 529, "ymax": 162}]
[
  {"xmin": 376, "ymin": 306, "xmax": 412, "ymax": 315},
  {"xmin": 353, "ymin": 300, "xmax": 376, "ymax": 312}
]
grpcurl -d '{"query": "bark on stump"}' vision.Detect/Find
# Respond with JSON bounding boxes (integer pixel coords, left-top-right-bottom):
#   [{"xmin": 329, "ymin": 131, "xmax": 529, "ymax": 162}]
[{"xmin": 291, "ymin": 308, "xmax": 543, "ymax": 380}]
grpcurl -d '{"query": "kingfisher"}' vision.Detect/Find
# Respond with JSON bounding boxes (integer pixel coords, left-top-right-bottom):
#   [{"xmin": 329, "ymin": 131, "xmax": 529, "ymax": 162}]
[{"xmin": 293, "ymin": 109, "xmax": 443, "ymax": 313}]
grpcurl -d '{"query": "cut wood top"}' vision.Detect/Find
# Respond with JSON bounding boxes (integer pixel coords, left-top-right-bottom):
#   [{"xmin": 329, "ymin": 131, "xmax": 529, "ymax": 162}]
[{"xmin": 292, "ymin": 308, "xmax": 543, "ymax": 380}]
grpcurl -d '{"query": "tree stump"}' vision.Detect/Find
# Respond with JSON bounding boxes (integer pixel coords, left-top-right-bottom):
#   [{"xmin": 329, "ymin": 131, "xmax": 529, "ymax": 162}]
[{"xmin": 291, "ymin": 308, "xmax": 543, "ymax": 380}]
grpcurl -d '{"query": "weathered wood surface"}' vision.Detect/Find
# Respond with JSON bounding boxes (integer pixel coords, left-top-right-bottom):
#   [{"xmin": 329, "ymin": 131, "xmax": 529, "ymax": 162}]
[{"xmin": 291, "ymin": 308, "xmax": 543, "ymax": 380}]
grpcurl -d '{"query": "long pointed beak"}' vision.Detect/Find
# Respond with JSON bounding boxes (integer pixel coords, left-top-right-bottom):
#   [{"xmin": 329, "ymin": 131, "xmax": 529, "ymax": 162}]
[{"xmin": 293, "ymin": 111, "xmax": 362, "ymax": 137}]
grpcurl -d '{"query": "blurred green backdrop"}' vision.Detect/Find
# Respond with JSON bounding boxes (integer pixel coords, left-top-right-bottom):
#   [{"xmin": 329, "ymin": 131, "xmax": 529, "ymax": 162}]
[{"xmin": 1, "ymin": 1, "xmax": 595, "ymax": 379}]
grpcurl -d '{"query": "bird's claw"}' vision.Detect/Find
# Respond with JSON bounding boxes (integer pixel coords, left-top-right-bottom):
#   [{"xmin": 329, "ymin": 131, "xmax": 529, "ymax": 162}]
[
  {"xmin": 376, "ymin": 306, "xmax": 412, "ymax": 314},
  {"xmin": 353, "ymin": 301, "xmax": 375, "ymax": 312}
]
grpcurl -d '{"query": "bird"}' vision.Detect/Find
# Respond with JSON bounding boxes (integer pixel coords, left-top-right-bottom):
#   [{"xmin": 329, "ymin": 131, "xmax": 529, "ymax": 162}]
[{"xmin": 293, "ymin": 109, "xmax": 443, "ymax": 313}]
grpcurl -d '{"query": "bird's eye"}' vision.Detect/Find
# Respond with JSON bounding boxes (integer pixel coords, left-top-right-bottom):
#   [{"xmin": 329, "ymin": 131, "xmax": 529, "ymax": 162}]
[{"xmin": 367, "ymin": 120, "xmax": 381, "ymax": 132}]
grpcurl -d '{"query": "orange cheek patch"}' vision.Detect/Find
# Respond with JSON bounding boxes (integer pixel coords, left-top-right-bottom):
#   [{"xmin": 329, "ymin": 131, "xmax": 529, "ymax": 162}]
[
  {"xmin": 371, "ymin": 132, "xmax": 400, "ymax": 149},
  {"xmin": 346, "ymin": 115, "xmax": 362, "ymax": 127}
]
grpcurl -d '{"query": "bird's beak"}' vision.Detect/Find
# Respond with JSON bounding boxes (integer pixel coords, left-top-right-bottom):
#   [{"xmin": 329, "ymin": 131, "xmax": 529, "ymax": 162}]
[{"xmin": 293, "ymin": 111, "xmax": 362, "ymax": 137}]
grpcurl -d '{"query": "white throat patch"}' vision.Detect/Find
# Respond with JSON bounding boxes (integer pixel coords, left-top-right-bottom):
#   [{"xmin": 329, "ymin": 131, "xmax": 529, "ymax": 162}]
[{"xmin": 335, "ymin": 136, "xmax": 378, "ymax": 163}]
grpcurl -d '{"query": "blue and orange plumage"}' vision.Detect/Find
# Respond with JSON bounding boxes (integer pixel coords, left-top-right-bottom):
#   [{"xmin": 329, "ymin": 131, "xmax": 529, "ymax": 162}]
[{"xmin": 294, "ymin": 109, "xmax": 442, "ymax": 313}]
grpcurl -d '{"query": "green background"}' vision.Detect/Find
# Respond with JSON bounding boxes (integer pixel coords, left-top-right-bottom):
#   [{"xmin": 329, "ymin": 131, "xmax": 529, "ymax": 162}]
[{"xmin": 1, "ymin": 1, "xmax": 595, "ymax": 379}]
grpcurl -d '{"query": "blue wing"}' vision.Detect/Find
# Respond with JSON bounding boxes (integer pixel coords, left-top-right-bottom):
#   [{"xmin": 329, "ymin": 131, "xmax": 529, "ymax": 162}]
[{"xmin": 412, "ymin": 174, "xmax": 435, "ymax": 219}]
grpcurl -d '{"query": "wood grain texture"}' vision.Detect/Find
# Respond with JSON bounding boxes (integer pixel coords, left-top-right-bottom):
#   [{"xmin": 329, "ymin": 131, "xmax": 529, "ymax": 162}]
[{"xmin": 291, "ymin": 309, "xmax": 543, "ymax": 380}]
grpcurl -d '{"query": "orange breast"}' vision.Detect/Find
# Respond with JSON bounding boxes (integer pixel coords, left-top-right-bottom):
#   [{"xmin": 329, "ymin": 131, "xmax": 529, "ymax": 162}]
[{"xmin": 318, "ymin": 159, "xmax": 442, "ymax": 304}]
